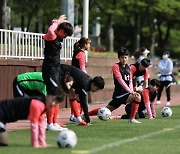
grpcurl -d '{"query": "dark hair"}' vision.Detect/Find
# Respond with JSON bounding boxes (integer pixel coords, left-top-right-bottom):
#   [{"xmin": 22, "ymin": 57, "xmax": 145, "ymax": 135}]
[
  {"xmin": 73, "ymin": 37, "xmax": 91, "ymax": 52},
  {"xmin": 140, "ymin": 58, "xmax": 150, "ymax": 68},
  {"xmin": 92, "ymin": 76, "xmax": 105, "ymax": 89},
  {"xmin": 150, "ymin": 79, "xmax": 160, "ymax": 88},
  {"xmin": 134, "ymin": 47, "xmax": 147, "ymax": 60},
  {"xmin": 48, "ymin": 87, "xmax": 65, "ymax": 102},
  {"xmin": 139, "ymin": 47, "xmax": 146, "ymax": 54},
  {"xmin": 60, "ymin": 73, "xmax": 74, "ymax": 92},
  {"xmin": 57, "ymin": 22, "xmax": 74, "ymax": 36},
  {"xmin": 117, "ymin": 47, "xmax": 129, "ymax": 58},
  {"xmin": 64, "ymin": 73, "xmax": 74, "ymax": 83},
  {"xmin": 163, "ymin": 51, "xmax": 170, "ymax": 55}
]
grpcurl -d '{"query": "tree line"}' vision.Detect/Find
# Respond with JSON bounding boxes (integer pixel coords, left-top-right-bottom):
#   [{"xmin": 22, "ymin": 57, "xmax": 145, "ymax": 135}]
[{"xmin": 0, "ymin": 0, "xmax": 180, "ymax": 58}]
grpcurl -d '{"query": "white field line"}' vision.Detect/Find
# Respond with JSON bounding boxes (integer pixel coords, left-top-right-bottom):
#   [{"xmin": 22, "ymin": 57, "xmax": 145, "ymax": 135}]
[{"xmin": 88, "ymin": 126, "xmax": 180, "ymax": 153}]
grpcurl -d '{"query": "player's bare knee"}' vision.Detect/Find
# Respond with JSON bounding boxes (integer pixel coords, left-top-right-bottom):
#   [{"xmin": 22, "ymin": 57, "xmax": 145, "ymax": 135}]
[{"xmin": 135, "ymin": 94, "xmax": 141, "ymax": 102}]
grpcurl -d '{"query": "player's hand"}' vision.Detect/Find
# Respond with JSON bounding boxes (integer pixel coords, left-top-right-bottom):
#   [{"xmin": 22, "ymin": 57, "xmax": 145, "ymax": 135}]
[
  {"xmin": 57, "ymin": 15, "xmax": 66, "ymax": 23},
  {"xmin": 86, "ymin": 122, "xmax": 92, "ymax": 126},
  {"xmin": 131, "ymin": 91, "xmax": 136, "ymax": 97},
  {"xmin": 132, "ymin": 92, "xmax": 140, "ymax": 98}
]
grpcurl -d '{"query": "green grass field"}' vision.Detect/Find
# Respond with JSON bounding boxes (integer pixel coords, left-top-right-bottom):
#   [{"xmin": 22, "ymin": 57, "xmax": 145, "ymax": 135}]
[{"xmin": 1, "ymin": 106, "xmax": 180, "ymax": 154}]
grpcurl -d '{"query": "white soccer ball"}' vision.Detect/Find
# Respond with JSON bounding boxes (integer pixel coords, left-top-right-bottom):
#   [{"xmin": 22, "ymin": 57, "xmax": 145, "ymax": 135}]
[
  {"xmin": 57, "ymin": 130, "xmax": 77, "ymax": 148},
  {"xmin": 98, "ymin": 107, "xmax": 111, "ymax": 121},
  {"xmin": 161, "ymin": 107, "xmax": 172, "ymax": 117}
]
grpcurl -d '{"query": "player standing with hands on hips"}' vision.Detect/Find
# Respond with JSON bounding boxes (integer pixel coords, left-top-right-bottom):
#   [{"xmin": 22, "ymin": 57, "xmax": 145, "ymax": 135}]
[{"xmin": 42, "ymin": 15, "xmax": 73, "ymax": 130}]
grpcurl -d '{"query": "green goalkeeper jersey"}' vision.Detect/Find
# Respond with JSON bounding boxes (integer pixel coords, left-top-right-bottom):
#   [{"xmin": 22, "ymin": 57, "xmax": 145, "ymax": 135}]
[{"xmin": 17, "ymin": 72, "xmax": 47, "ymax": 95}]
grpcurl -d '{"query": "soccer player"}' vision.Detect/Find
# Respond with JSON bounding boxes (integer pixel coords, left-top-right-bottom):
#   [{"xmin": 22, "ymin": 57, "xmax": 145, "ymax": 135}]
[
  {"xmin": 42, "ymin": 14, "xmax": 73, "ymax": 94},
  {"xmin": 13, "ymin": 72, "xmax": 73, "ymax": 131},
  {"xmin": 136, "ymin": 47, "xmax": 150, "ymax": 63},
  {"xmin": 70, "ymin": 37, "xmax": 91, "ymax": 122},
  {"xmin": 59, "ymin": 64, "xmax": 105, "ymax": 126},
  {"xmin": 155, "ymin": 51, "xmax": 173, "ymax": 106},
  {"xmin": 135, "ymin": 47, "xmax": 150, "ymax": 88},
  {"xmin": 88, "ymin": 47, "xmax": 142, "ymax": 124},
  {"xmin": 121, "ymin": 79, "xmax": 160, "ymax": 119},
  {"xmin": 130, "ymin": 58, "xmax": 150, "ymax": 90},
  {"xmin": 0, "ymin": 88, "xmax": 64, "ymax": 148},
  {"xmin": 72, "ymin": 37, "xmax": 91, "ymax": 73},
  {"xmin": 42, "ymin": 15, "xmax": 73, "ymax": 130}
]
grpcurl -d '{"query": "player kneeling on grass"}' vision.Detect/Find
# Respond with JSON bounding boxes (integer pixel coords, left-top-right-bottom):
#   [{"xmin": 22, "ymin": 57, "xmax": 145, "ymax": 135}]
[
  {"xmin": 0, "ymin": 87, "xmax": 64, "ymax": 148},
  {"xmin": 121, "ymin": 79, "xmax": 160, "ymax": 119},
  {"xmin": 88, "ymin": 47, "xmax": 142, "ymax": 124}
]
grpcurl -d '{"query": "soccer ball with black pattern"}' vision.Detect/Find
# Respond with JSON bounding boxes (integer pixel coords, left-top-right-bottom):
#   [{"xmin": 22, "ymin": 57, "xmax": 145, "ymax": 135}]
[
  {"xmin": 161, "ymin": 107, "xmax": 172, "ymax": 117},
  {"xmin": 98, "ymin": 107, "xmax": 111, "ymax": 121},
  {"xmin": 57, "ymin": 130, "xmax": 77, "ymax": 148}
]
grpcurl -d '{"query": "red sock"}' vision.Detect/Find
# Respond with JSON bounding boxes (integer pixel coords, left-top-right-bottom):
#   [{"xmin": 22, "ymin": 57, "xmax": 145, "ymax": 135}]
[
  {"xmin": 53, "ymin": 104, "xmax": 60, "ymax": 123},
  {"xmin": 47, "ymin": 106, "xmax": 55, "ymax": 124},
  {"xmin": 129, "ymin": 102, "xmax": 139, "ymax": 120},
  {"xmin": 88, "ymin": 108, "xmax": 100, "ymax": 116},
  {"xmin": 70, "ymin": 100, "xmax": 80, "ymax": 118},
  {"xmin": 77, "ymin": 102, "xmax": 83, "ymax": 114},
  {"xmin": 70, "ymin": 100, "xmax": 74, "ymax": 115}
]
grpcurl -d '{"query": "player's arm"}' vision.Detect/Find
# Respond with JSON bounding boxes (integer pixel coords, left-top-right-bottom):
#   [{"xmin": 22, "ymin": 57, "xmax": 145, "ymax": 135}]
[
  {"xmin": 150, "ymin": 98, "xmax": 156, "ymax": 118},
  {"xmin": 142, "ymin": 89, "xmax": 154, "ymax": 119},
  {"xmin": 130, "ymin": 65, "xmax": 138, "ymax": 91},
  {"xmin": 112, "ymin": 64, "xmax": 133, "ymax": 93},
  {"xmin": 129, "ymin": 70, "xmax": 133, "ymax": 92},
  {"xmin": 76, "ymin": 52, "xmax": 87, "ymax": 73},
  {"xmin": 79, "ymin": 91, "xmax": 90, "ymax": 123},
  {"xmin": 143, "ymin": 68, "xmax": 149, "ymax": 88},
  {"xmin": 43, "ymin": 15, "xmax": 66, "ymax": 41},
  {"xmin": 158, "ymin": 60, "xmax": 166, "ymax": 71}
]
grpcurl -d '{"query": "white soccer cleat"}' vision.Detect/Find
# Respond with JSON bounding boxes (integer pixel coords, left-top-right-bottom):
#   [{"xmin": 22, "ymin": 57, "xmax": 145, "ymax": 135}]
[
  {"xmin": 47, "ymin": 123, "xmax": 60, "ymax": 131},
  {"xmin": 54, "ymin": 123, "xmax": 68, "ymax": 131},
  {"xmin": 166, "ymin": 101, "xmax": 171, "ymax": 106},
  {"xmin": 129, "ymin": 119, "xmax": 141, "ymax": 124},
  {"xmin": 155, "ymin": 101, "xmax": 161, "ymax": 105},
  {"xmin": 47, "ymin": 123, "xmax": 68, "ymax": 131}
]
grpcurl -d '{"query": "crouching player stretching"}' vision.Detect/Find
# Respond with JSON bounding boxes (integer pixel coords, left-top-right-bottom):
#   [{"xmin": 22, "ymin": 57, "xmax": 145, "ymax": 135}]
[
  {"xmin": 88, "ymin": 47, "xmax": 142, "ymax": 123},
  {"xmin": 0, "ymin": 88, "xmax": 64, "ymax": 148},
  {"xmin": 121, "ymin": 79, "xmax": 160, "ymax": 119}
]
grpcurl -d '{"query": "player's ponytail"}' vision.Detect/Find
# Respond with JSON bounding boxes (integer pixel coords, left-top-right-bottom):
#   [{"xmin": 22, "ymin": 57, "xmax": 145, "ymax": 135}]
[{"xmin": 73, "ymin": 37, "xmax": 91, "ymax": 53}]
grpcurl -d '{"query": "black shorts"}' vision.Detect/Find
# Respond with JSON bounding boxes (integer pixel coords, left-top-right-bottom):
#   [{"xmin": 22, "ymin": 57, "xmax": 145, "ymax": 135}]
[
  {"xmin": 0, "ymin": 122, "xmax": 6, "ymax": 132},
  {"xmin": 42, "ymin": 68, "xmax": 62, "ymax": 94},
  {"xmin": 108, "ymin": 93, "xmax": 130, "ymax": 109}
]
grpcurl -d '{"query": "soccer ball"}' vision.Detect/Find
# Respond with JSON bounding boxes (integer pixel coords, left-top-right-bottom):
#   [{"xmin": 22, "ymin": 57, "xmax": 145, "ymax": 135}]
[
  {"xmin": 98, "ymin": 107, "xmax": 111, "ymax": 121},
  {"xmin": 161, "ymin": 107, "xmax": 172, "ymax": 117},
  {"xmin": 57, "ymin": 130, "xmax": 77, "ymax": 148}
]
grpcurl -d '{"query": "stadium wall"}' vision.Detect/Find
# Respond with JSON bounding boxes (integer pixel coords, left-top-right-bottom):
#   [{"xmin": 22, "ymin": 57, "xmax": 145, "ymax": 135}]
[
  {"xmin": 0, "ymin": 59, "xmax": 69, "ymax": 108},
  {"xmin": 0, "ymin": 57, "xmax": 179, "ymax": 108}
]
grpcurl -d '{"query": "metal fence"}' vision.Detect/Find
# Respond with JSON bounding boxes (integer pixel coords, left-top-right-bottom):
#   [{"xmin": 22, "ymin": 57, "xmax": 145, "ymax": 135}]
[{"xmin": 0, "ymin": 29, "xmax": 80, "ymax": 61}]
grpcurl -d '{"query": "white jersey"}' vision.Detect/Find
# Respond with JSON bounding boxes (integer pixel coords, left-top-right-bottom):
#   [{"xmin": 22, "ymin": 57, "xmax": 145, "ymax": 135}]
[{"xmin": 158, "ymin": 58, "xmax": 173, "ymax": 81}]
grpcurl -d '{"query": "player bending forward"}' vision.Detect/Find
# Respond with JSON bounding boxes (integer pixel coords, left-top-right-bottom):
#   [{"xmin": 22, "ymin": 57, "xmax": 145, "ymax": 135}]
[
  {"xmin": 0, "ymin": 88, "xmax": 64, "ymax": 148},
  {"xmin": 88, "ymin": 47, "xmax": 142, "ymax": 123}
]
